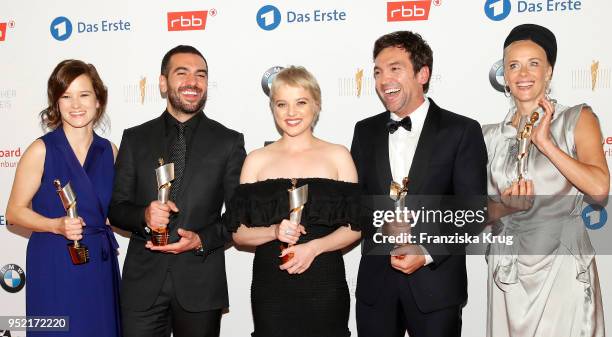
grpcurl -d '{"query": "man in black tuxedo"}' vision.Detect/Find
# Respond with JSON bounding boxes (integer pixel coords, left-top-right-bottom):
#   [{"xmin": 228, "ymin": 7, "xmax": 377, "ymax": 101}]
[
  {"xmin": 109, "ymin": 45, "xmax": 246, "ymax": 337},
  {"xmin": 351, "ymin": 31, "xmax": 487, "ymax": 337}
]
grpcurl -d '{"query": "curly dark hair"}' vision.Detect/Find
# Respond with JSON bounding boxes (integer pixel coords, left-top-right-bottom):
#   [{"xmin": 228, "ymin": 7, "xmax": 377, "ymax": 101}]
[{"xmin": 373, "ymin": 31, "xmax": 433, "ymax": 93}]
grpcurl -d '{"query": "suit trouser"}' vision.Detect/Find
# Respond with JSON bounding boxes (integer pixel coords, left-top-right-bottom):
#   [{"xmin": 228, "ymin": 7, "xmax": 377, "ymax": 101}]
[
  {"xmin": 356, "ymin": 270, "xmax": 462, "ymax": 337},
  {"xmin": 122, "ymin": 272, "xmax": 222, "ymax": 337}
]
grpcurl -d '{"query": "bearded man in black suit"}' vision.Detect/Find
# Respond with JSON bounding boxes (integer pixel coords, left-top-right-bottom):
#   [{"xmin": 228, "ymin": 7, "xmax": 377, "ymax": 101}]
[{"xmin": 109, "ymin": 45, "xmax": 245, "ymax": 337}]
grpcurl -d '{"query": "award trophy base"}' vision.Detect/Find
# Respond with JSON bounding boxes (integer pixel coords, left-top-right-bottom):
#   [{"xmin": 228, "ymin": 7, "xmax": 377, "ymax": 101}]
[
  {"xmin": 151, "ymin": 226, "xmax": 169, "ymax": 246},
  {"xmin": 279, "ymin": 243, "xmax": 294, "ymax": 264},
  {"xmin": 67, "ymin": 242, "xmax": 89, "ymax": 265}
]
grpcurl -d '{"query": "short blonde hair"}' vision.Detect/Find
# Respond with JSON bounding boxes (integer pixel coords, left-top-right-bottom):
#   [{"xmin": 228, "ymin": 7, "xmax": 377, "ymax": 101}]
[{"xmin": 269, "ymin": 66, "xmax": 322, "ymax": 114}]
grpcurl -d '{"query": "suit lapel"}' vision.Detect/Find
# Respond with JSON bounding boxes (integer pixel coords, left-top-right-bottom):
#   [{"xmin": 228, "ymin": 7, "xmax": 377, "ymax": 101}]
[
  {"xmin": 407, "ymin": 99, "xmax": 440, "ymax": 194},
  {"xmin": 375, "ymin": 112, "xmax": 393, "ymax": 194},
  {"xmin": 148, "ymin": 115, "xmax": 168, "ymax": 170}
]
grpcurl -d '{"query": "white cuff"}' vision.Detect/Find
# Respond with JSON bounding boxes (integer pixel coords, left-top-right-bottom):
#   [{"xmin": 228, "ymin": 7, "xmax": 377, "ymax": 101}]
[{"xmin": 419, "ymin": 245, "xmax": 433, "ymax": 266}]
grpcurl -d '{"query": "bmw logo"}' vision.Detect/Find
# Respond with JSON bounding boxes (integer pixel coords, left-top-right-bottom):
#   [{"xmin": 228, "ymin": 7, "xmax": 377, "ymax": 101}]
[
  {"xmin": 261, "ymin": 66, "xmax": 284, "ymax": 96},
  {"xmin": 489, "ymin": 59, "xmax": 505, "ymax": 93},
  {"xmin": 1, "ymin": 264, "xmax": 26, "ymax": 293}
]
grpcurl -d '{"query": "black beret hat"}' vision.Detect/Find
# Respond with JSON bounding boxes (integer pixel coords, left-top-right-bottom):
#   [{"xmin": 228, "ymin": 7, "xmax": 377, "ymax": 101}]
[{"xmin": 504, "ymin": 24, "xmax": 557, "ymax": 69}]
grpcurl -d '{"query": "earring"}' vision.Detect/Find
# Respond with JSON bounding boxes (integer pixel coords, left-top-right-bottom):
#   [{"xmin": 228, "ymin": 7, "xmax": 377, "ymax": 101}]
[
  {"xmin": 544, "ymin": 80, "xmax": 553, "ymax": 100},
  {"xmin": 545, "ymin": 85, "xmax": 557, "ymax": 104},
  {"xmin": 504, "ymin": 84, "xmax": 511, "ymax": 98}
]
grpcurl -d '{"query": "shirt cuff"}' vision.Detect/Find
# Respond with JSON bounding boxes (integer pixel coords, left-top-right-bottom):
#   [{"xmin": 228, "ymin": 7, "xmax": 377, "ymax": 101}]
[{"xmin": 419, "ymin": 245, "xmax": 433, "ymax": 266}]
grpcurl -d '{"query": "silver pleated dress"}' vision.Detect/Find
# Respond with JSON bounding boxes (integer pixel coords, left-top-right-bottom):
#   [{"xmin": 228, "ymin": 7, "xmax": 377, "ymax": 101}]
[{"xmin": 482, "ymin": 103, "xmax": 605, "ymax": 337}]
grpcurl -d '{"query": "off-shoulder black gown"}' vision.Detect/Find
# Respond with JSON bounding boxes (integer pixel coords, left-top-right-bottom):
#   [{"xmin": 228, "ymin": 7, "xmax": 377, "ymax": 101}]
[{"xmin": 225, "ymin": 178, "xmax": 361, "ymax": 337}]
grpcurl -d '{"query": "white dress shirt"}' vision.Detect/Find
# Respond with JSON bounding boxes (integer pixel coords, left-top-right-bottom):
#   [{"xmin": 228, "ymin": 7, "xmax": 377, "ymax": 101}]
[{"xmin": 388, "ymin": 97, "xmax": 433, "ymax": 265}]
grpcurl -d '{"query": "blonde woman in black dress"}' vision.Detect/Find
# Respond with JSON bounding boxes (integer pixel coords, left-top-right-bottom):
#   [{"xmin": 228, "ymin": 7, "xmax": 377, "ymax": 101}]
[{"xmin": 225, "ymin": 66, "xmax": 361, "ymax": 337}]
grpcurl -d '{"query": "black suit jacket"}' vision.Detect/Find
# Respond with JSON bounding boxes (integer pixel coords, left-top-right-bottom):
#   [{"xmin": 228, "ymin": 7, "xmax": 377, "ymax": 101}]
[
  {"xmin": 351, "ymin": 99, "xmax": 487, "ymax": 313},
  {"xmin": 108, "ymin": 112, "xmax": 246, "ymax": 312}
]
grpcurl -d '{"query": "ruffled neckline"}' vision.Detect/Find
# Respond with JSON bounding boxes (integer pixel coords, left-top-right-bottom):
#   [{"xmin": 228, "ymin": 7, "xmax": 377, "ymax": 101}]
[{"xmin": 224, "ymin": 178, "xmax": 362, "ymax": 232}]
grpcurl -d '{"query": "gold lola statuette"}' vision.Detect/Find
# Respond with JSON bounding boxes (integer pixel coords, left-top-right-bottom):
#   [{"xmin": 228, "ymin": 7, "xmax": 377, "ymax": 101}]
[
  {"xmin": 591, "ymin": 60, "xmax": 599, "ymax": 91},
  {"xmin": 281, "ymin": 178, "xmax": 309, "ymax": 264},
  {"xmin": 389, "ymin": 177, "xmax": 410, "ymax": 207},
  {"xmin": 54, "ymin": 179, "xmax": 89, "ymax": 265},
  {"xmin": 389, "ymin": 177, "xmax": 410, "ymax": 260},
  {"xmin": 152, "ymin": 158, "xmax": 174, "ymax": 246},
  {"xmin": 516, "ymin": 110, "xmax": 540, "ymax": 180},
  {"xmin": 139, "ymin": 76, "xmax": 147, "ymax": 105}
]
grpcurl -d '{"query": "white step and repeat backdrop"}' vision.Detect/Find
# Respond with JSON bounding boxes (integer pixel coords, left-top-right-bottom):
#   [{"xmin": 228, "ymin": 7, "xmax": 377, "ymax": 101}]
[{"xmin": 1, "ymin": 1, "xmax": 611, "ymax": 336}]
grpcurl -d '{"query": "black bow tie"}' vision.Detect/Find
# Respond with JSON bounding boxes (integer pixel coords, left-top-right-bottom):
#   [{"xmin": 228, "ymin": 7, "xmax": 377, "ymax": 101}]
[{"xmin": 387, "ymin": 116, "xmax": 412, "ymax": 134}]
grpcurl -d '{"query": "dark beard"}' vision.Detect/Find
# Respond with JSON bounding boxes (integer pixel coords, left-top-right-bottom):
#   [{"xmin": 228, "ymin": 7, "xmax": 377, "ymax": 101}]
[{"xmin": 167, "ymin": 85, "xmax": 207, "ymax": 114}]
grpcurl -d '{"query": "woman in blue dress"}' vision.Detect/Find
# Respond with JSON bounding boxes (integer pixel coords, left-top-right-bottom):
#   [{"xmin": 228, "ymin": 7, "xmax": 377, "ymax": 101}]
[{"xmin": 6, "ymin": 59, "xmax": 121, "ymax": 336}]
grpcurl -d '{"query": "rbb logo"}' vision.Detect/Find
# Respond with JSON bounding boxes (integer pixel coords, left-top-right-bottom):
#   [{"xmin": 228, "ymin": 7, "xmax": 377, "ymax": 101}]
[
  {"xmin": 0, "ymin": 23, "xmax": 6, "ymax": 42},
  {"xmin": 0, "ymin": 20, "xmax": 14, "ymax": 42},
  {"xmin": 167, "ymin": 11, "xmax": 209, "ymax": 31},
  {"xmin": 484, "ymin": 0, "xmax": 512, "ymax": 21},
  {"xmin": 387, "ymin": 1, "xmax": 431, "ymax": 22},
  {"xmin": 582, "ymin": 204, "xmax": 608, "ymax": 230}
]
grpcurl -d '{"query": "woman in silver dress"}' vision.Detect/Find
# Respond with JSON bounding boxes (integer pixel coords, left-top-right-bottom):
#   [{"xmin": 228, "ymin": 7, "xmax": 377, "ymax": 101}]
[{"xmin": 483, "ymin": 24, "xmax": 609, "ymax": 337}]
